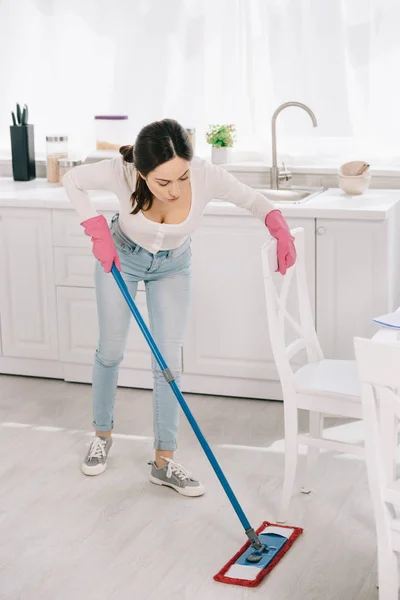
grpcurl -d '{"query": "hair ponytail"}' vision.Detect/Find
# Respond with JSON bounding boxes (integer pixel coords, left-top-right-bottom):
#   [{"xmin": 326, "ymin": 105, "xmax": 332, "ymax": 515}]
[
  {"xmin": 131, "ymin": 172, "xmax": 153, "ymax": 215},
  {"xmin": 120, "ymin": 144, "xmax": 152, "ymax": 214},
  {"xmin": 119, "ymin": 144, "xmax": 134, "ymax": 163}
]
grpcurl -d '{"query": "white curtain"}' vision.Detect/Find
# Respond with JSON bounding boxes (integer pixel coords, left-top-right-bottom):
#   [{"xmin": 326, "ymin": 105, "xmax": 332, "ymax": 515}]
[{"xmin": 1, "ymin": 0, "xmax": 400, "ymax": 167}]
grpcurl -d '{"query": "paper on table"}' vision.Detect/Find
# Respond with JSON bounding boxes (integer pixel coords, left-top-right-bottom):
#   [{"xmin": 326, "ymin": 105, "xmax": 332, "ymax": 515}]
[{"xmin": 372, "ymin": 312, "xmax": 400, "ymax": 329}]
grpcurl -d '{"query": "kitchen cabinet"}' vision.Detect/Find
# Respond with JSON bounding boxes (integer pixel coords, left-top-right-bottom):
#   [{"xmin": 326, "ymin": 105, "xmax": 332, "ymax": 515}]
[
  {"xmin": 1, "ymin": 188, "xmax": 399, "ymax": 400},
  {"xmin": 0, "ymin": 208, "xmax": 58, "ymax": 360}
]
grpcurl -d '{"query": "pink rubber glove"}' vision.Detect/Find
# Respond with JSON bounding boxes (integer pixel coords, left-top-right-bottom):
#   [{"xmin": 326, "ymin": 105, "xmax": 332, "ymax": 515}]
[
  {"xmin": 265, "ymin": 209, "xmax": 296, "ymax": 275},
  {"xmin": 81, "ymin": 215, "xmax": 121, "ymax": 273}
]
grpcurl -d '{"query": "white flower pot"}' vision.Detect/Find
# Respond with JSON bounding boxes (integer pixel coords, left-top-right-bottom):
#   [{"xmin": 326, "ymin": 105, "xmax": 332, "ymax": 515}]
[{"xmin": 212, "ymin": 146, "xmax": 229, "ymax": 164}]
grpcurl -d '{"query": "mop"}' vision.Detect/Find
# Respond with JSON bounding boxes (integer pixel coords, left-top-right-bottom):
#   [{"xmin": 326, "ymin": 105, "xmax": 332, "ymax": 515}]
[{"xmin": 111, "ymin": 263, "xmax": 303, "ymax": 588}]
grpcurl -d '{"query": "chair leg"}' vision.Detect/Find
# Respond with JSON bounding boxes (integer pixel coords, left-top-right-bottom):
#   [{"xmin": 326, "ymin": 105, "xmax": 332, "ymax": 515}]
[
  {"xmin": 377, "ymin": 544, "xmax": 398, "ymax": 599},
  {"xmin": 302, "ymin": 411, "xmax": 323, "ymax": 494},
  {"xmin": 278, "ymin": 407, "xmax": 299, "ymax": 524}
]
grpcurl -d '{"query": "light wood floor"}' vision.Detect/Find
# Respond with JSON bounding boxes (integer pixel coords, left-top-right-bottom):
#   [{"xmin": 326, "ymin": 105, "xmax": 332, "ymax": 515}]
[{"xmin": 0, "ymin": 374, "xmax": 379, "ymax": 600}]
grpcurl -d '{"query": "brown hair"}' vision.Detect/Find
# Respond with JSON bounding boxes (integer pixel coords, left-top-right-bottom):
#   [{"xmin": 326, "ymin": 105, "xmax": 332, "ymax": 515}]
[{"xmin": 119, "ymin": 119, "xmax": 193, "ymax": 215}]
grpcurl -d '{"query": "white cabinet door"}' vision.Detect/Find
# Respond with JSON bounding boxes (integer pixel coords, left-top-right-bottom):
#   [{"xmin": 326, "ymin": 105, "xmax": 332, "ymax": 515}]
[
  {"xmin": 316, "ymin": 218, "xmax": 388, "ymax": 359},
  {"xmin": 57, "ymin": 286, "xmax": 152, "ymax": 370},
  {"xmin": 0, "ymin": 208, "xmax": 58, "ymax": 359},
  {"xmin": 183, "ymin": 215, "xmax": 315, "ymax": 380}
]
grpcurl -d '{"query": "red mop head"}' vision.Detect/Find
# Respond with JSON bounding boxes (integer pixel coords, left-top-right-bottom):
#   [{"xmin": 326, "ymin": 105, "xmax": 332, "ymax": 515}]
[{"xmin": 214, "ymin": 521, "xmax": 303, "ymax": 588}]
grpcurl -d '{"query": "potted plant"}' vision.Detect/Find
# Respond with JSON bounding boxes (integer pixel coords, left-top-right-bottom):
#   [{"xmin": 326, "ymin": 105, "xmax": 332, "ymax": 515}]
[
  {"xmin": 206, "ymin": 124, "xmax": 236, "ymax": 164},
  {"xmin": 10, "ymin": 103, "xmax": 36, "ymax": 181}
]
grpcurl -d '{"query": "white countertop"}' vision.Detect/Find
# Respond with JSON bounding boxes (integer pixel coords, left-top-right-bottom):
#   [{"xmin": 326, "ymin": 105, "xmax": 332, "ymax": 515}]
[{"xmin": 0, "ymin": 177, "xmax": 399, "ymax": 220}]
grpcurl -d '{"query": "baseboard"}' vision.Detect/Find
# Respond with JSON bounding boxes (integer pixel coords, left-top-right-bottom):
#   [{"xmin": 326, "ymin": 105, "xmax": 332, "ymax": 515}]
[{"xmin": 0, "ymin": 356, "xmax": 64, "ymax": 379}]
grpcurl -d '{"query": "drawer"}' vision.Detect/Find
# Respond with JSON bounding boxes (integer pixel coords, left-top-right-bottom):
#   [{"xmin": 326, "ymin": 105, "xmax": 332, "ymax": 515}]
[
  {"xmin": 54, "ymin": 246, "xmax": 145, "ymax": 291},
  {"xmin": 52, "ymin": 209, "xmax": 116, "ymax": 248}
]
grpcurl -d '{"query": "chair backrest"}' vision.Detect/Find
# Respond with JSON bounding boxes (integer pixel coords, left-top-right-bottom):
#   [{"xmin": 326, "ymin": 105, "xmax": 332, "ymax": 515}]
[
  {"xmin": 354, "ymin": 336, "xmax": 400, "ymax": 537},
  {"xmin": 261, "ymin": 227, "xmax": 323, "ymax": 396}
]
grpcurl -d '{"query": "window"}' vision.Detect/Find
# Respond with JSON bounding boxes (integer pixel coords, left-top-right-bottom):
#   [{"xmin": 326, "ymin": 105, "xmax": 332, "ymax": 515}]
[{"xmin": 1, "ymin": 0, "xmax": 399, "ymax": 167}]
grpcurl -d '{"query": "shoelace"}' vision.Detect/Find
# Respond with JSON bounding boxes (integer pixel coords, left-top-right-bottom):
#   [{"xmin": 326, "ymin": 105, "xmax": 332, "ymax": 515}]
[
  {"xmin": 162, "ymin": 457, "xmax": 192, "ymax": 481},
  {"xmin": 88, "ymin": 437, "xmax": 107, "ymax": 460}
]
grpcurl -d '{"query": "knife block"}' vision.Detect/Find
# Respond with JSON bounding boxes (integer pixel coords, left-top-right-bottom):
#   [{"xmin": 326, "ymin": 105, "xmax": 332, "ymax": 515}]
[{"xmin": 10, "ymin": 124, "xmax": 36, "ymax": 181}]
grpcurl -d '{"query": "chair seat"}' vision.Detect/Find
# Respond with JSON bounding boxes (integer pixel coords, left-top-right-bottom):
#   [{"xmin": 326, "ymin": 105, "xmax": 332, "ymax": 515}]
[{"xmin": 294, "ymin": 359, "xmax": 360, "ymax": 402}]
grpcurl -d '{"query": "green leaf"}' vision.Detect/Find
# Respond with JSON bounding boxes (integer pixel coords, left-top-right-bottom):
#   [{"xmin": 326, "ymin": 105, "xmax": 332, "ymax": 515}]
[{"xmin": 206, "ymin": 123, "xmax": 236, "ymax": 147}]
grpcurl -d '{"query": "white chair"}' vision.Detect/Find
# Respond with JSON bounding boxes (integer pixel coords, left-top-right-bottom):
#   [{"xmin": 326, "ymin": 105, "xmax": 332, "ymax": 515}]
[
  {"xmin": 354, "ymin": 337, "xmax": 400, "ymax": 600},
  {"xmin": 261, "ymin": 227, "xmax": 364, "ymax": 523}
]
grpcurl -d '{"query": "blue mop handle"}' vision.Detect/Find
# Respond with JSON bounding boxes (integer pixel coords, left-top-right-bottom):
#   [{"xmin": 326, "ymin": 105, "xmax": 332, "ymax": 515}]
[{"xmin": 111, "ymin": 263, "xmax": 253, "ymax": 533}]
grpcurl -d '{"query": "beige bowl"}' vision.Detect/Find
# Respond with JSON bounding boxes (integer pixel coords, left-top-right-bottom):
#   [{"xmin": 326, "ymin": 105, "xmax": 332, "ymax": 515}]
[
  {"xmin": 338, "ymin": 174, "xmax": 371, "ymax": 195},
  {"xmin": 339, "ymin": 161, "xmax": 369, "ymax": 177}
]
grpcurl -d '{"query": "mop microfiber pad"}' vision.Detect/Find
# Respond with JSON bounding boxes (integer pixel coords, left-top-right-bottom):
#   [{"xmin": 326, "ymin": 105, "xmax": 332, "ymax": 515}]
[{"xmin": 214, "ymin": 521, "xmax": 303, "ymax": 588}]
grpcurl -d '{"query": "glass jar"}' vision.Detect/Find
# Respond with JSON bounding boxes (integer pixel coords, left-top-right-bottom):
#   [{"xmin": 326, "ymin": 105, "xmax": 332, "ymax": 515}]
[
  {"xmin": 46, "ymin": 135, "xmax": 68, "ymax": 183},
  {"xmin": 94, "ymin": 115, "xmax": 129, "ymax": 151},
  {"xmin": 58, "ymin": 157, "xmax": 82, "ymax": 184},
  {"xmin": 186, "ymin": 128, "xmax": 196, "ymax": 152}
]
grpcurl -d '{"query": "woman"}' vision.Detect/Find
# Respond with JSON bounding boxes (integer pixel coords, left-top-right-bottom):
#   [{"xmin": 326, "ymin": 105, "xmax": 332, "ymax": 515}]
[{"xmin": 63, "ymin": 118, "xmax": 295, "ymax": 497}]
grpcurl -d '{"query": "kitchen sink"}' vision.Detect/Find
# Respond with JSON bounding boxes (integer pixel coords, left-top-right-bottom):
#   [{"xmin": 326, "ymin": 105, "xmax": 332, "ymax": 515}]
[{"xmin": 254, "ymin": 186, "xmax": 325, "ymax": 204}]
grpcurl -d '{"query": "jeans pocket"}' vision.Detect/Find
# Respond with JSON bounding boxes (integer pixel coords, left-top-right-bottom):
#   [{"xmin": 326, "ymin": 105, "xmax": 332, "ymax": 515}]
[{"xmin": 112, "ymin": 233, "xmax": 130, "ymax": 255}]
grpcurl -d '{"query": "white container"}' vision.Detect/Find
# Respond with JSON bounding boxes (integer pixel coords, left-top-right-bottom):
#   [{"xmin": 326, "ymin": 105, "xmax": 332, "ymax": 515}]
[
  {"xmin": 338, "ymin": 160, "xmax": 371, "ymax": 195},
  {"xmin": 338, "ymin": 174, "xmax": 371, "ymax": 195},
  {"xmin": 46, "ymin": 135, "xmax": 68, "ymax": 183},
  {"xmin": 58, "ymin": 157, "xmax": 82, "ymax": 185},
  {"xmin": 94, "ymin": 115, "xmax": 129, "ymax": 151},
  {"xmin": 212, "ymin": 146, "xmax": 229, "ymax": 164}
]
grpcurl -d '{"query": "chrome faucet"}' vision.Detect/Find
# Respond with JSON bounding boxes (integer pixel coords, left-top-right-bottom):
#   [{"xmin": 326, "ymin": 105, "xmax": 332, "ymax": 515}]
[{"xmin": 270, "ymin": 102, "xmax": 318, "ymax": 190}]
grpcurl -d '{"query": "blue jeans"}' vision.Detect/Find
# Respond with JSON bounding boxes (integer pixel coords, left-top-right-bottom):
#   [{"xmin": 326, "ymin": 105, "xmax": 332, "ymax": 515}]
[{"xmin": 92, "ymin": 213, "xmax": 192, "ymax": 451}]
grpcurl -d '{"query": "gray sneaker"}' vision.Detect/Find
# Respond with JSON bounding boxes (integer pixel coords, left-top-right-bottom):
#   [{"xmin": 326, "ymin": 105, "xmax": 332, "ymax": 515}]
[
  {"xmin": 149, "ymin": 457, "xmax": 205, "ymax": 497},
  {"xmin": 81, "ymin": 436, "xmax": 113, "ymax": 476}
]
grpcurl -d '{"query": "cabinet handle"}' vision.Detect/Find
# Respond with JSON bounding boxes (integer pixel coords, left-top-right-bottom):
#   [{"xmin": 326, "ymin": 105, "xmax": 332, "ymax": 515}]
[{"xmin": 317, "ymin": 226, "xmax": 326, "ymax": 235}]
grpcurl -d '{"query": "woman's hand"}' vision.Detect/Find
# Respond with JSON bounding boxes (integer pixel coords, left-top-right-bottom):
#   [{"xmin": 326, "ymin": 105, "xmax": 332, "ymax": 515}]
[
  {"xmin": 81, "ymin": 215, "xmax": 121, "ymax": 273},
  {"xmin": 265, "ymin": 209, "xmax": 296, "ymax": 275}
]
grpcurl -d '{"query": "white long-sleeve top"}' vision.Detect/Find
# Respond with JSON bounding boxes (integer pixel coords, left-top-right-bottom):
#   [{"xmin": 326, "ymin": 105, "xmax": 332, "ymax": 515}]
[{"xmin": 62, "ymin": 154, "xmax": 275, "ymax": 253}]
